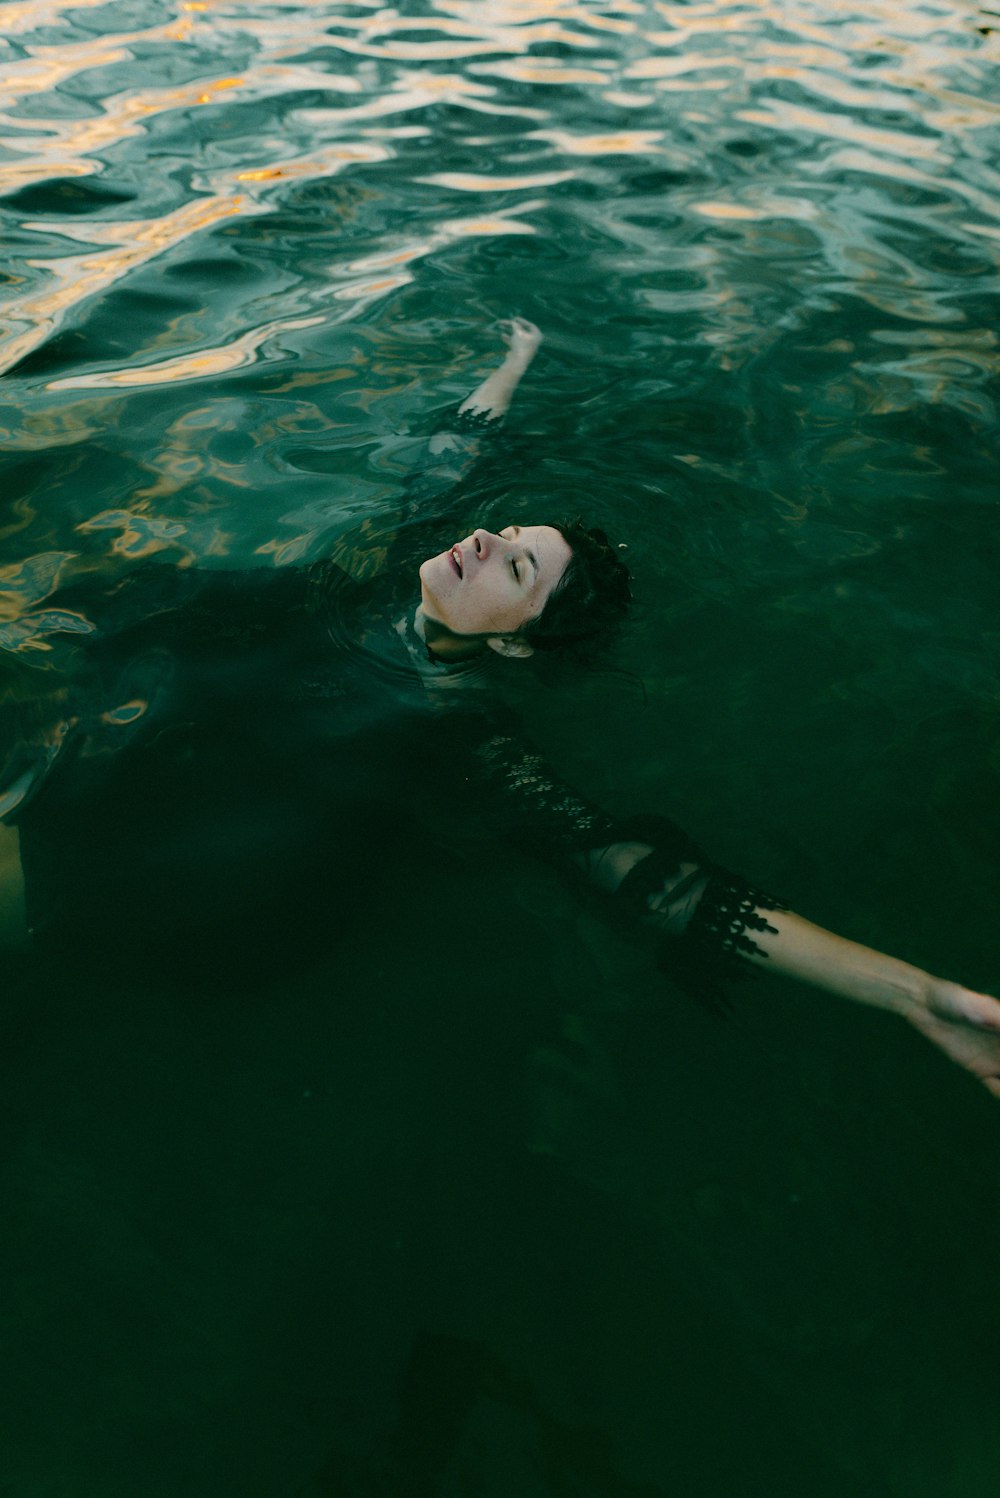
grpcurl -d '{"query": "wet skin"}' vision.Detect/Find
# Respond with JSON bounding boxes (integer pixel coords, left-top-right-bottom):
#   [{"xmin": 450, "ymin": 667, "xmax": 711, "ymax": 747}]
[{"xmin": 418, "ymin": 524, "xmax": 572, "ymax": 644}]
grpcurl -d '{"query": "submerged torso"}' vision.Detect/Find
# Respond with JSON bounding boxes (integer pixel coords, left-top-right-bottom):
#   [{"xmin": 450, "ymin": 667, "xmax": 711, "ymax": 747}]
[{"xmin": 4, "ymin": 554, "xmax": 495, "ymax": 968}]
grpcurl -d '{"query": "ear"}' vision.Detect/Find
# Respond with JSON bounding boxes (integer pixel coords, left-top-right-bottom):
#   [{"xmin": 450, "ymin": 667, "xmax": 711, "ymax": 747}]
[{"xmin": 486, "ymin": 635, "xmax": 534, "ymax": 659}]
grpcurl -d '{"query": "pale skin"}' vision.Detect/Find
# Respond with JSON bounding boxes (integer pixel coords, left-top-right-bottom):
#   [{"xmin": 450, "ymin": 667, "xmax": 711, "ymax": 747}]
[
  {"xmin": 458, "ymin": 315, "xmax": 543, "ymax": 424},
  {"xmin": 418, "ymin": 523, "xmax": 571, "ymax": 657},
  {"xmin": 751, "ymin": 911, "xmax": 1000, "ymax": 1100},
  {"xmin": 2, "ymin": 319, "xmax": 999, "ymax": 1098}
]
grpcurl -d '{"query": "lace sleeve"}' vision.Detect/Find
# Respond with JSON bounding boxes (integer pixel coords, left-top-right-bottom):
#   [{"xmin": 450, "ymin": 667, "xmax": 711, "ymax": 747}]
[
  {"xmin": 615, "ymin": 828, "xmax": 790, "ymax": 1013},
  {"xmin": 474, "ymin": 729, "xmax": 789, "ymax": 1010},
  {"xmin": 398, "ymin": 406, "xmax": 504, "ymax": 515},
  {"xmin": 474, "ymin": 731, "xmax": 619, "ymax": 853}
]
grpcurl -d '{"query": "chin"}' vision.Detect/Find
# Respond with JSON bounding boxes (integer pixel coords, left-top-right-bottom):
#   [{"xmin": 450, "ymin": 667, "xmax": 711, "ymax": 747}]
[
  {"xmin": 419, "ymin": 553, "xmax": 454, "ymax": 610},
  {"xmin": 420, "ymin": 551, "xmax": 447, "ymax": 585}
]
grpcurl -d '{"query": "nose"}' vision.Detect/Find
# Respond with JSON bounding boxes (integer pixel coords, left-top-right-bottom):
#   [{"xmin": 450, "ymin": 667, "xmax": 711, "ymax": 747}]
[{"xmin": 472, "ymin": 528, "xmax": 496, "ymax": 560}]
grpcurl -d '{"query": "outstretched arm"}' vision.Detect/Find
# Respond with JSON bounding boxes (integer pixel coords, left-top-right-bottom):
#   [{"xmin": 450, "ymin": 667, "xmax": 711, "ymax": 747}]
[
  {"xmin": 745, "ymin": 908, "xmax": 1000, "ymax": 1099},
  {"xmin": 474, "ymin": 729, "xmax": 1000, "ymax": 1099},
  {"xmin": 623, "ymin": 844, "xmax": 1000, "ymax": 1098}
]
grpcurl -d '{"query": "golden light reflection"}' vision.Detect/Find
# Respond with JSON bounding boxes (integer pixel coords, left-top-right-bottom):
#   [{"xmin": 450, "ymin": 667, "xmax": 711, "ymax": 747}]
[
  {"xmin": 317, "ymin": 198, "xmax": 541, "ymax": 303},
  {"xmin": 0, "ymin": 551, "xmax": 76, "ymax": 619},
  {"xmin": 1, "ymin": 0, "xmax": 127, "ymax": 39},
  {"xmin": 292, "ymin": 70, "xmax": 543, "ymax": 126},
  {"xmin": 255, "ymin": 534, "xmax": 316, "ymax": 566},
  {"xmin": 570, "ymin": 9, "xmax": 637, "ymax": 35},
  {"xmin": 601, "ymin": 89, "xmax": 655, "ymax": 108},
  {"xmin": 320, "ymin": 8, "xmax": 602, "ymax": 59},
  {"xmin": 338, "ymin": 245, "xmax": 430, "ymax": 275},
  {"xmin": 196, "ymin": 77, "xmax": 244, "ymax": 103},
  {"xmin": 0, "ymin": 72, "xmax": 256, "ymax": 197},
  {"xmin": 78, "ymin": 509, "xmax": 190, "ymax": 560},
  {"xmin": 438, "ymin": 0, "xmax": 641, "ymax": 24},
  {"xmin": 736, "ymin": 100, "xmax": 945, "ymax": 162},
  {"xmin": 652, "ymin": 2, "xmax": 827, "ymax": 42},
  {"xmin": 963, "ymin": 222, "xmax": 1000, "ymax": 243},
  {"xmin": 46, "ymin": 315, "xmax": 323, "ymax": 391},
  {"xmin": 805, "ymin": 145, "xmax": 1000, "ymax": 224},
  {"xmin": 418, "ymin": 169, "xmax": 574, "ymax": 191},
  {"xmin": 0, "ymin": 194, "xmax": 260, "ymax": 378},
  {"xmin": 0, "ymin": 14, "xmax": 209, "ymax": 110},
  {"xmin": 225, "ymin": 138, "xmax": 393, "ymax": 194},
  {"xmin": 0, "ymin": 44, "xmax": 130, "ymax": 108},
  {"xmin": 0, "ymin": 609, "xmax": 94, "ymax": 654},
  {"xmin": 530, "ymin": 128, "xmax": 663, "ymax": 155},
  {"xmin": 0, "ymin": 158, "xmax": 97, "ymax": 193},
  {"xmin": 0, "ymin": 400, "xmax": 109, "ymax": 452},
  {"xmin": 692, "ymin": 197, "xmax": 818, "ymax": 221},
  {"xmin": 470, "ymin": 60, "xmax": 609, "ymax": 84},
  {"xmin": 236, "ymin": 166, "xmax": 307, "ymax": 181},
  {"xmin": 445, "ymin": 214, "xmax": 537, "ymax": 236},
  {"xmin": 333, "ymin": 273, "xmax": 414, "ymax": 302}
]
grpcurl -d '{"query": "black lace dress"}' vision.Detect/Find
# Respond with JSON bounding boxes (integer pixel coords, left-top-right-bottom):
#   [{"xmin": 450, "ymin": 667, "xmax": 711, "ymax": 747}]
[
  {"xmin": 0, "ymin": 414, "xmax": 786, "ymax": 993},
  {"xmin": 0, "ymin": 545, "xmax": 785, "ymax": 999}
]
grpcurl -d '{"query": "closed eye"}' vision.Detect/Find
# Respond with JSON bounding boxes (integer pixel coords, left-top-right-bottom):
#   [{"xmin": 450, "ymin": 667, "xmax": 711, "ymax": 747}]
[{"xmin": 511, "ymin": 559, "xmax": 520, "ymax": 581}]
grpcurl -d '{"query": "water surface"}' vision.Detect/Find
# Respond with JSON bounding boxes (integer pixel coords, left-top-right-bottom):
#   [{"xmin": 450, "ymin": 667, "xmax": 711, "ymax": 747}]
[{"xmin": 2, "ymin": 3, "xmax": 999, "ymax": 1495}]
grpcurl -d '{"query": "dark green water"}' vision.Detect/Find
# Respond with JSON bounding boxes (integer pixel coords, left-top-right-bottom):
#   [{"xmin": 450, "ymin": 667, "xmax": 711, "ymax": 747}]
[{"xmin": 2, "ymin": 2, "xmax": 1000, "ymax": 1494}]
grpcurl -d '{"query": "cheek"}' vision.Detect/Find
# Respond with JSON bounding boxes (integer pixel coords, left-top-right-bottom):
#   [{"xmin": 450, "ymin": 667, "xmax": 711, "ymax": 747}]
[
  {"xmin": 481, "ymin": 595, "xmax": 533, "ymax": 636},
  {"xmin": 480, "ymin": 576, "xmax": 528, "ymax": 630}
]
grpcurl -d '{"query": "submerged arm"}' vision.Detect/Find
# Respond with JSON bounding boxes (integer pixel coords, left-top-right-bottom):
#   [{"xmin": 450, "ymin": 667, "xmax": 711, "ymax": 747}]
[
  {"xmin": 607, "ymin": 835, "xmax": 1000, "ymax": 1098},
  {"xmin": 743, "ymin": 908, "xmax": 1000, "ymax": 1097},
  {"xmin": 476, "ymin": 730, "xmax": 1000, "ymax": 1099}
]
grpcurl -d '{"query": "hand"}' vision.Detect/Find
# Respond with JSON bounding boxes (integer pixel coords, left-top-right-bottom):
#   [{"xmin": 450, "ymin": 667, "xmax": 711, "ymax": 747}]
[
  {"xmin": 498, "ymin": 316, "xmax": 542, "ymax": 365},
  {"xmin": 908, "ymin": 979, "xmax": 1000, "ymax": 1098}
]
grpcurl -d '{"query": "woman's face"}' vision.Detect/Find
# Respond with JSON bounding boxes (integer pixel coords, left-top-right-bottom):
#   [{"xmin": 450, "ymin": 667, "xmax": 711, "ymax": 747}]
[{"xmin": 419, "ymin": 524, "xmax": 572, "ymax": 640}]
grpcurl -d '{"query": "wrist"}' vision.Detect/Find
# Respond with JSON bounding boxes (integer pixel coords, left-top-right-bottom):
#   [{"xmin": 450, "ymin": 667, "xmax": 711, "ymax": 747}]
[
  {"xmin": 501, "ymin": 349, "xmax": 533, "ymax": 376},
  {"xmin": 882, "ymin": 964, "xmax": 932, "ymax": 1018}
]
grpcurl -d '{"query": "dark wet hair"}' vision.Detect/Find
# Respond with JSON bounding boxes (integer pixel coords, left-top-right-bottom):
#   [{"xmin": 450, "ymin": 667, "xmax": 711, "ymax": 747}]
[{"xmin": 522, "ymin": 519, "xmax": 632, "ymax": 652}]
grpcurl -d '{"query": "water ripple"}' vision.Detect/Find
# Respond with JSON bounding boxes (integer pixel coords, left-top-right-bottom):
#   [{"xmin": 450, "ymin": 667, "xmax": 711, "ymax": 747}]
[{"xmin": 0, "ymin": 0, "xmax": 997, "ymax": 579}]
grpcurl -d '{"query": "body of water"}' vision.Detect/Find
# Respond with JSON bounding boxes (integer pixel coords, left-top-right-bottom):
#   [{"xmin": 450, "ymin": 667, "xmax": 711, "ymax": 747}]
[{"xmin": 1, "ymin": 3, "xmax": 999, "ymax": 1495}]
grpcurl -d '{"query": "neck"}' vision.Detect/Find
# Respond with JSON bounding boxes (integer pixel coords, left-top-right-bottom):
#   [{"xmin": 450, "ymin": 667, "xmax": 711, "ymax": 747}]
[{"xmin": 414, "ymin": 608, "xmax": 488, "ymax": 661}]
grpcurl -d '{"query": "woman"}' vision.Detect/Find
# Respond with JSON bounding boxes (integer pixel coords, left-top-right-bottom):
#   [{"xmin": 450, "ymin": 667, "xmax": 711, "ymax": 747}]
[{"xmin": 2, "ymin": 319, "xmax": 999, "ymax": 1096}]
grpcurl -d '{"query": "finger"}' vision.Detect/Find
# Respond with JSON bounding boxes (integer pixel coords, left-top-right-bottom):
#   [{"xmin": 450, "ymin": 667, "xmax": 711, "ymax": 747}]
[
  {"xmin": 935, "ymin": 987, "xmax": 1000, "ymax": 1029},
  {"xmin": 967, "ymin": 997, "xmax": 1000, "ymax": 1031},
  {"xmin": 981, "ymin": 1076, "xmax": 1000, "ymax": 1100}
]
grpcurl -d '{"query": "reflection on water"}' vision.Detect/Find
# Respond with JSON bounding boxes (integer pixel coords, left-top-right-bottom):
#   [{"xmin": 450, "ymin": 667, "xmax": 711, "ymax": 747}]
[{"xmin": 1, "ymin": 2, "xmax": 999, "ymax": 1496}]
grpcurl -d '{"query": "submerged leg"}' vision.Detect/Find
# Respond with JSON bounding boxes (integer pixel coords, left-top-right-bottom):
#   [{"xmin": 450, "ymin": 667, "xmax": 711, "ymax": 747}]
[{"xmin": 0, "ymin": 823, "xmax": 27, "ymax": 947}]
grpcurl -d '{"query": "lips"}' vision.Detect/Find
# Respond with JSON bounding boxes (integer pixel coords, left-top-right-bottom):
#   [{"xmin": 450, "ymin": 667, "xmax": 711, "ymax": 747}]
[{"xmin": 449, "ymin": 545, "xmax": 463, "ymax": 578}]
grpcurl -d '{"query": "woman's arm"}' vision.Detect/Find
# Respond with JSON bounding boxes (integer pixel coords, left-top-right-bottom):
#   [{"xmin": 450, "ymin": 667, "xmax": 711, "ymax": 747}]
[
  {"xmin": 630, "ymin": 846, "xmax": 1000, "ymax": 1098},
  {"xmin": 423, "ymin": 318, "xmax": 543, "ymax": 463},
  {"xmin": 473, "ymin": 729, "xmax": 1000, "ymax": 1098},
  {"xmin": 745, "ymin": 907, "xmax": 1000, "ymax": 1098},
  {"xmin": 395, "ymin": 319, "xmax": 543, "ymax": 528},
  {"xmin": 454, "ymin": 317, "xmax": 542, "ymax": 426}
]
